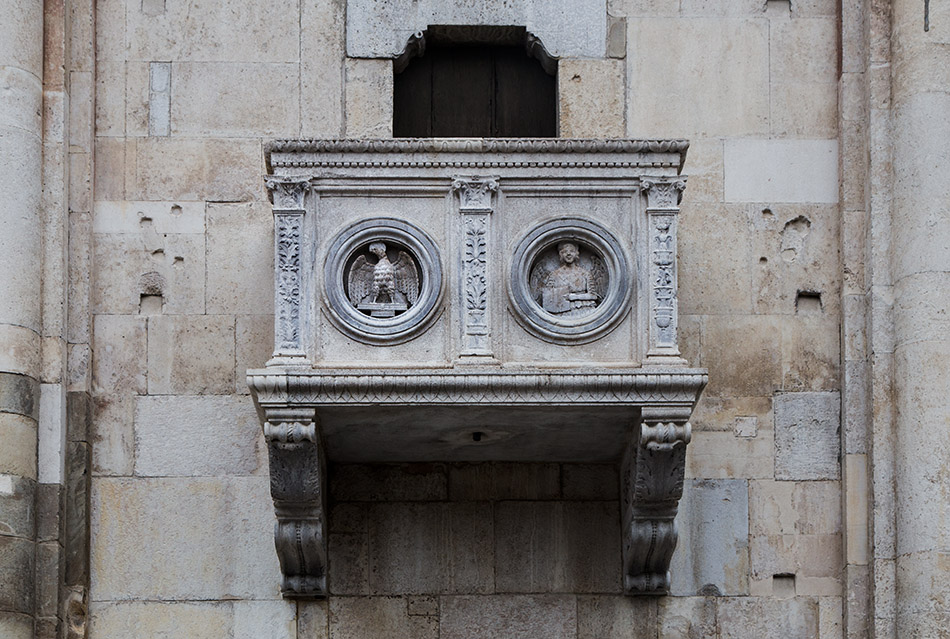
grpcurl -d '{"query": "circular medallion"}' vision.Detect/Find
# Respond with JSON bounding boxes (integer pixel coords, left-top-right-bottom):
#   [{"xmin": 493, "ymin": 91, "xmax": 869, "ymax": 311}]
[
  {"xmin": 509, "ymin": 218, "xmax": 631, "ymax": 344},
  {"xmin": 324, "ymin": 218, "xmax": 443, "ymax": 344}
]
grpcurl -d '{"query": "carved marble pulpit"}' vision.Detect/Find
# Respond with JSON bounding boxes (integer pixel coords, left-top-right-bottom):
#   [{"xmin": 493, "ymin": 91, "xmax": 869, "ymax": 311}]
[{"xmin": 249, "ymin": 139, "xmax": 707, "ymax": 598}]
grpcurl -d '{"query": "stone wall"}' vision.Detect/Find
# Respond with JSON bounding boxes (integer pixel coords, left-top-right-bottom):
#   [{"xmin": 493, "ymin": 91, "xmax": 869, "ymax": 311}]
[{"xmin": 13, "ymin": 0, "xmax": 940, "ymax": 635}]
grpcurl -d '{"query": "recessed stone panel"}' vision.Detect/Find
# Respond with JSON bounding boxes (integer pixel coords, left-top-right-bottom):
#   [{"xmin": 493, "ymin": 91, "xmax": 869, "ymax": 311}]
[{"xmin": 774, "ymin": 392, "xmax": 841, "ymax": 480}]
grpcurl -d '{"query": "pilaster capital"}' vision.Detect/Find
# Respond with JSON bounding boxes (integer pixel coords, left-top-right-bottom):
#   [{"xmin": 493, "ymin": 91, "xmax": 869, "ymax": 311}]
[
  {"xmin": 452, "ymin": 176, "xmax": 499, "ymax": 212},
  {"xmin": 641, "ymin": 177, "xmax": 687, "ymax": 209},
  {"xmin": 265, "ymin": 176, "xmax": 311, "ymax": 210}
]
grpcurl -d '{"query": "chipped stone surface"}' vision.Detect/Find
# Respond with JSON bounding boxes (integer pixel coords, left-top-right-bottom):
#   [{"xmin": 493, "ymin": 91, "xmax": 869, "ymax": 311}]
[
  {"xmin": 671, "ymin": 479, "xmax": 749, "ymax": 596},
  {"xmin": 774, "ymin": 392, "xmax": 841, "ymax": 481}
]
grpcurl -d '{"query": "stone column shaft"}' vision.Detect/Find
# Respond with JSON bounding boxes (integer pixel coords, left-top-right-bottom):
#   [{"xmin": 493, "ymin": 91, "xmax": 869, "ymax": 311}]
[
  {"xmin": 0, "ymin": 0, "xmax": 45, "ymax": 634},
  {"xmin": 890, "ymin": 0, "xmax": 950, "ymax": 634}
]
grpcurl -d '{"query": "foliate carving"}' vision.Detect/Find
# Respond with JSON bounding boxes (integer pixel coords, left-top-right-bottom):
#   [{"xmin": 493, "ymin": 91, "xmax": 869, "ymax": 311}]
[
  {"xmin": 264, "ymin": 408, "xmax": 327, "ymax": 598},
  {"xmin": 650, "ymin": 213, "xmax": 677, "ymax": 351},
  {"xmin": 453, "ymin": 176, "xmax": 498, "ymax": 211},
  {"xmin": 265, "ymin": 176, "xmax": 309, "ymax": 210},
  {"xmin": 274, "ymin": 212, "xmax": 304, "ymax": 355},
  {"xmin": 248, "ymin": 370, "xmax": 708, "ymax": 407},
  {"xmin": 452, "ymin": 177, "xmax": 497, "ymax": 357},
  {"xmin": 641, "ymin": 177, "xmax": 686, "ymax": 210},
  {"xmin": 622, "ymin": 410, "xmax": 693, "ymax": 595}
]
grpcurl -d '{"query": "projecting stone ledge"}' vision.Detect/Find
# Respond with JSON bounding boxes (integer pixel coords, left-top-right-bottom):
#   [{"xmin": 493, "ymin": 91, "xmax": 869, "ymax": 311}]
[{"xmin": 249, "ymin": 367, "xmax": 706, "ymax": 598}]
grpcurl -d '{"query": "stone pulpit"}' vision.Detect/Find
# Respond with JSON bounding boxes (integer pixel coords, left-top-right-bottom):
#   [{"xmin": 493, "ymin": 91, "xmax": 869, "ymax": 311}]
[{"xmin": 248, "ymin": 139, "xmax": 707, "ymax": 598}]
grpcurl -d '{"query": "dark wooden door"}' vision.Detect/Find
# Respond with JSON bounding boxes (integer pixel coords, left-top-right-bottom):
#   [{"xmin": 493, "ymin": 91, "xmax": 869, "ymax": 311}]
[{"xmin": 394, "ymin": 45, "xmax": 556, "ymax": 138}]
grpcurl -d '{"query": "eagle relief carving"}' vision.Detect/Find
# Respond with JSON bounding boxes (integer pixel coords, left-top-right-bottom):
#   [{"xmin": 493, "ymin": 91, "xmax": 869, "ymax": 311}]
[{"xmin": 347, "ymin": 242, "xmax": 420, "ymax": 318}]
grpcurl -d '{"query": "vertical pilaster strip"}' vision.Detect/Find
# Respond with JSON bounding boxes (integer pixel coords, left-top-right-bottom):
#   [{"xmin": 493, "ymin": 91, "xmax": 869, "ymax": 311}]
[
  {"xmin": 265, "ymin": 177, "xmax": 311, "ymax": 364},
  {"xmin": 642, "ymin": 177, "xmax": 686, "ymax": 363},
  {"xmin": 452, "ymin": 177, "xmax": 498, "ymax": 360}
]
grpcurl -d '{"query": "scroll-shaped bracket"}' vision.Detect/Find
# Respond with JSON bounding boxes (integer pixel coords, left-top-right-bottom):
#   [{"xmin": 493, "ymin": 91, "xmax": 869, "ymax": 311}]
[
  {"xmin": 622, "ymin": 406, "xmax": 692, "ymax": 595},
  {"xmin": 263, "ymin": 406, "xmax": 327, "ymax": 598}
]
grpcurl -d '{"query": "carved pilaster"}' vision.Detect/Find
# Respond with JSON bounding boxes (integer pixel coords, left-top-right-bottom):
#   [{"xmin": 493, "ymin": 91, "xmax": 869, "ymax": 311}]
[
  {"xmin": 642, "ymin": 177, "xmax": 687, "ymax": 363},
  {"xmin": 622, "ymin": 406, "xmax": 692, "ymax": 594},
  {"xmin": 263, "ymin": 406, "xmax": 327, "ymax": 598},
  {"xmin": 453, "ymin": 176, "xmax": 498, "ymax": 359},
  {"xmin": 265, "ymin": 177, "xmax": 310, "ymax": 364}
]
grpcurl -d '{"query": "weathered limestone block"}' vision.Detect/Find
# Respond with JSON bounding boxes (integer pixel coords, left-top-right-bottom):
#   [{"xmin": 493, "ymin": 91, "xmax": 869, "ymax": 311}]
[
  {"xmin": 235, "ymin": 315, "xmax": 274, "ymax": 395},
  {"xmin": 0, "ymin": 536, "xmax": 35, "ymax": 614},
  {"xmin": 134, "ymin": 395, "xmax": 265, "ymax": 477},
  {"xmin": 126, "ymin": 138, "xmax": 262, "ymax": 202},
  {"xmin": 331, "ymin": 465, "xmax": 447, "ymax": 502},
  {"xmin": 495, "ymin": 501, "xmax": 620, "ymax": 593},
  {"xmin": 781, "ymin": 315, "xmax": 840, "ymax": 392},
  {"xmin": 344, "ymin": 59, "xmax": 393, "ymax": 139},
  {"xmin": 300, "ymin": 0, "xmax": 344, "ymax": 137},
  {"xmin": 774, "ymin": 391, "xmax": 841, "ymax": 481},
  {"xmin": 0, "ymin": 475, "xmax": 36, "ymax": 539},
  {"xmin": 0, "ymin": 67, "xmax": 43, "ymax": 136},
  {"xmin": 750, "ymin": 480, "xmax": 841, "ymax": 537},
  {"xmin": 328, "ymin": 597, "xmax": 413, "ymax": 639},
  {"xmin": 88, "ymin": 600, "xmax": 296, "ymax": 639},
  {"xmin": 92, "ymin": 230, "xmax": 206, "ymax": 316},
  {"xmin": 750, "ymin": 533, "xmax": 842, "ymax": 595},
  {"xmin": 686, "ymin": 429, "xmax": 775, "ymax": 479},
  {"xmin": 367, "ymin": 502, "xmax": 493, "ymax": 595},
  {"xmin": 724, "ymin": 139, "xmax": 839, "ymax": 203},
  {"xmin": 91, "ymin": 314, "xmax": 146, "ymax": 394},
  {"xmin": 670, "ymin": 479, "xmax": 749, "ymax": 596},
  {"xmin": 345, "ymin": 0, "xmax": 606, "ymax": 58},
  {"xmin": 702, "ymin": 315, "xmax": 782, "ymax": 397},
  {"xmin": 146, "ymin": 315, "xmax": 235, "ymax": 395},
  {"xmin": 439, "ymin": 595, "xmax": 577, "ymax": 639},
  {"xmin": 0, "ymin": 324, "xmax": 41, "ymax": 380},
  {"xmin": 717, "ymin": 597, "xmax": 819, "ymax": 639},
  {"xmin": 171, "ymin": 62, "xmax": 300, "ymax": 137},
  {"xmin": 207, "ymin": 202, "xmax": 274, "ymax": 315},
  {"xmin": 0, "ymin": 613, "xmax": 32, "ymax": 639},
  {"xmin": 90, "ymin": 476, "xmax": 279, "ymax": 600},
  {"xmin": 576, "ymin": 596, "xmax": 656, "ymax": 639},
  {"xmin": 627, "ymin": 18, "xmax": 769, "ymax": 137},
  {"xmin": 0, "ymin": 414, "xmax": 37, "ymax": 479},
  {"xmin": 657, "ymin": 596, "xmax": 717, "ymax": 639},
  {"xmin": 0, "ymin": 372, "xmax": 40, "ymax": 421},
  {"xmin": 558, "ymin": 59, "xmax": 625, "ymax": 138},
  {"xmin": 126, "ymin": 0, "xmax": 300, "ymax": 62},
  {"xmin": 0, "ymin": 0, "xmax": 42, "ymax": 77},
  {"xmin": 90, "ymin": 395, "xmax": 133, "ymax": 476},
  {"xmin": 678, "ymin": 202, "xmax": 753, "ymax": 315},
  {"xmin": 448, "ymin": 463, "xmax": 560, "ymax": 501}
]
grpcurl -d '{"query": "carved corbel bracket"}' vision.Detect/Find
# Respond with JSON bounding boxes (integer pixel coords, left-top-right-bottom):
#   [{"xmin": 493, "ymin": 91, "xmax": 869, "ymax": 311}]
[
  {"xmin": 622, "ymin": 406, "xmax": 693, "ymax": 595},
  {"xmin": 263, "ymin": 406, "xmax": 327, "ymax": 598}
]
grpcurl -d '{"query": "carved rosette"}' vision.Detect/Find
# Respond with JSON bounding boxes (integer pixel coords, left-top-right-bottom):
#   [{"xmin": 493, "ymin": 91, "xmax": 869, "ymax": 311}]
[
  {"xmin": 265, "ymin": 177, "xmax": 310, "ymax": 363},
  {"xmin": 263, "ymin": 407, "xmax": 327, "ymax": 598},
  {"xmin": 642, "ymin": 178, "xmax": 686, "ymax": 362},
  {"xmin": 453, "ymin": 177, "xmax": 498, "ymax": 357},
  {"xmin": 622, "ymin": 406, "xmax": 692, "ymax": 594}
]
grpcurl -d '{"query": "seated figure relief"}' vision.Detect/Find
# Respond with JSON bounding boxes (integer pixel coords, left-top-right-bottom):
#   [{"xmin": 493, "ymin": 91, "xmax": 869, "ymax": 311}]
[
  {"xmin": 347, "ymin": 241, "xmax": 419, "ymax": 318},
  {"xmin": 529, "ymin": 241, "xmax": 607, "ymax": 318}
]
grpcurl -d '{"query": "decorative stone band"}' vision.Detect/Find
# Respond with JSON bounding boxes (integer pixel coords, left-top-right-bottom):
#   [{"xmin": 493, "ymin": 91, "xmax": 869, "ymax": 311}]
[
  {"xmin": 263, "ymin": 407, "xmax": 327, "ymax": 598},
  {"xmin": 248, "ymin": 369, "xmax": 708, "ymax": 407},
  {"xmin": 267, "ymin": 138, "xmax": 689, "ymax": 170}
]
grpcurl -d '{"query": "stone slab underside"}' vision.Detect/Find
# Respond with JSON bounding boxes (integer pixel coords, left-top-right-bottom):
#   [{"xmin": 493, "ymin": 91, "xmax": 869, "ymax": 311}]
[{"xmin": 249, "ymin": 368, "xmax": 706, "ymax": 598}]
